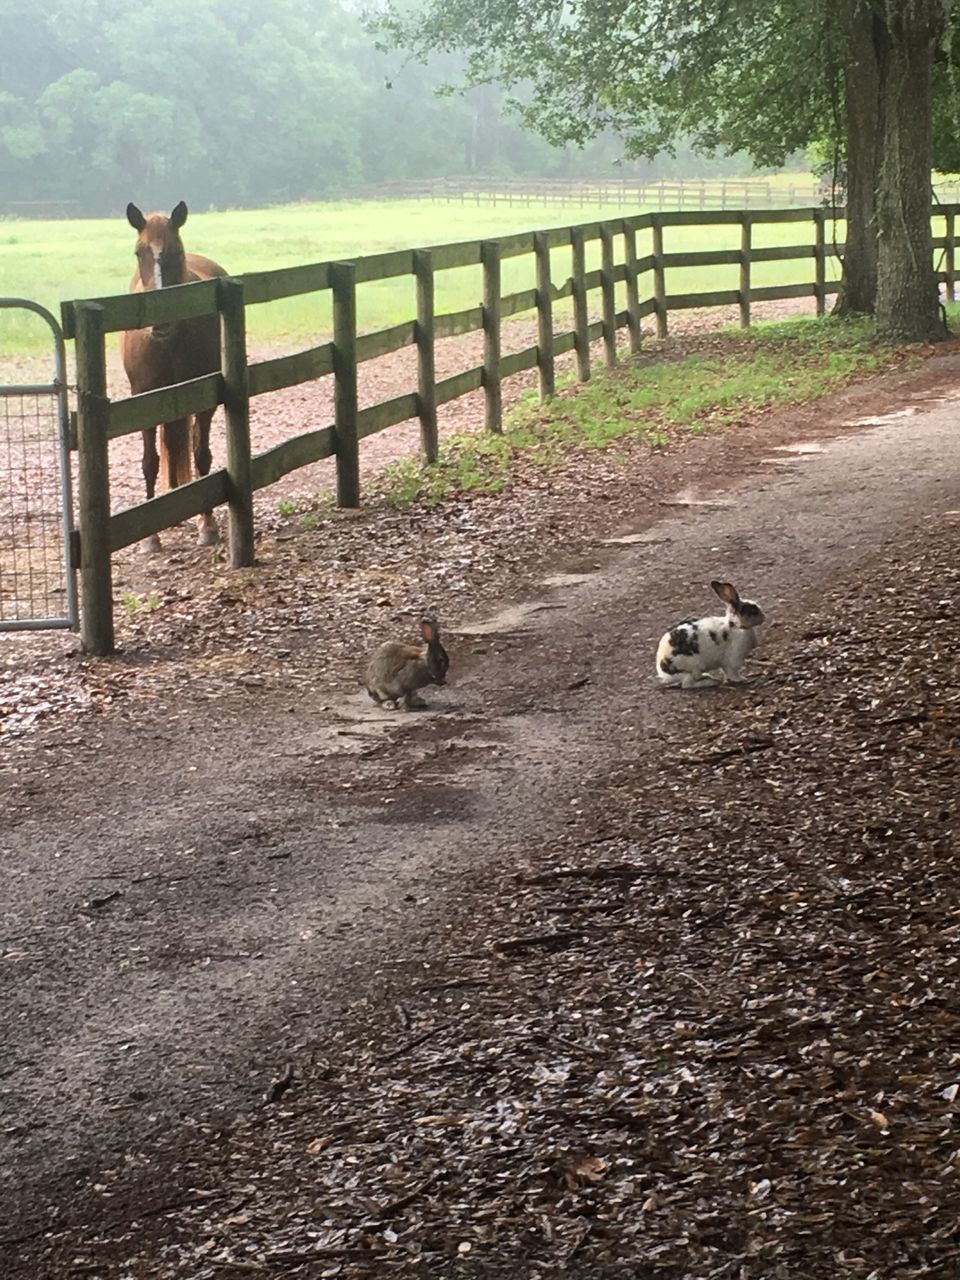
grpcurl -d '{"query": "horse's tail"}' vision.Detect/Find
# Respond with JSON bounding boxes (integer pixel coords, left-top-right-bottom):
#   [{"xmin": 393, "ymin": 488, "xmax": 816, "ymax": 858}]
[{"xmin": 159, "ymin": 420, "xmax": 193, "ymax": 490}]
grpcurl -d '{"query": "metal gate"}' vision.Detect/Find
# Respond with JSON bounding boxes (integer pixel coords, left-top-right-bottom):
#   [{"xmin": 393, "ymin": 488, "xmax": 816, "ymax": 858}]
[{"xmin": 0, "ymin": 299, "xmax": 78, "ymax": 632}]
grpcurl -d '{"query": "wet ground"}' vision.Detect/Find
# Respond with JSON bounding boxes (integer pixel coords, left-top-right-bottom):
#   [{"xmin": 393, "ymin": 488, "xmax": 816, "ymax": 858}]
[{"xmin": 1, "ymin": 343, "xmax": 959, "ymax": 1277}]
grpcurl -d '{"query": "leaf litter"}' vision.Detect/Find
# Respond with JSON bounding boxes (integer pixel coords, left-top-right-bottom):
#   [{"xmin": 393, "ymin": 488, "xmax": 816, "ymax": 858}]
[
  {"xmin": 19, "ymin": 509, "xmax": 958, "ymax": 1280},
  {"xmin": 2, "ymin": 311, "xmax": 960, "ymax": 1277}
]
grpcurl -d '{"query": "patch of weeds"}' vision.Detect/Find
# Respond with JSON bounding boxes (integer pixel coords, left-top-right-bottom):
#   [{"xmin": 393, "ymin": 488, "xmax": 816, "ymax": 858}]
[
  {"xmin": 378, "ymin": 456, "xmax": 431, "ymax": 508},
  {"xmin": 308, "ymin": 491, "xmax": 335, "ymax": 514},
  {"xmin": 371, "ymin": 316, "xmax": 908, "ymax": 508},
  {"xmin": 727, "ymin": 313, "xmax": 878, "ymax": 350},
  {"xmin": 375, "ymin": 432, "xmax": 516, "ymax": 509},
  {"xmin": 276, "ymin": 491, "xmax": 334, "ymax": 527},
  {"xmin": 121, "ymin": 591, "xmax": 161, "ymax": 616},
  {"xmin": 590, "ymin": 316, "xmax": 890, "ymax": 440}
]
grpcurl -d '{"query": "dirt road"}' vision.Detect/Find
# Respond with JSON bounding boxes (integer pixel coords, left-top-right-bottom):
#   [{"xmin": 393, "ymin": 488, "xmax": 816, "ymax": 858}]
[{"xmin": 2, "ymin": 355, "xmax": 959, "ymax": 1277}]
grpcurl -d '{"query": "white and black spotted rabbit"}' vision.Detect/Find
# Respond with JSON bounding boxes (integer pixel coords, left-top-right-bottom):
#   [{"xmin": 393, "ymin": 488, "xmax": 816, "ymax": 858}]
[
  {"xmin": 656, "ymin": 581, "xmax": 765, "ymax": 689},
  {"xmin": 364, "ymin": 618, "xmax": 449, "ymax": 710}
]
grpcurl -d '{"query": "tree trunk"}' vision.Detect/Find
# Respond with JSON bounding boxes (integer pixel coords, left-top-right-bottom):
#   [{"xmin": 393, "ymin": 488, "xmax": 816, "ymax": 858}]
[
  {"xmin": 835, "ymin": 1, "xmax": 882, "ymax": 315},
  {"xmin": 874, "ymin": 0, "xmax": 946, "ymax": 341}
]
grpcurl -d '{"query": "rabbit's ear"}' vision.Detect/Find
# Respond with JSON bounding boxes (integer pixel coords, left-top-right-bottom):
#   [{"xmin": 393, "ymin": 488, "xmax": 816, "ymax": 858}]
[
  {"xmin": 711, "ymin": 581, "xmax": 740, "ymax": 607},
  {"xmin": 421, "ymin": 618, "xmax": 439, "ymax": 644}
]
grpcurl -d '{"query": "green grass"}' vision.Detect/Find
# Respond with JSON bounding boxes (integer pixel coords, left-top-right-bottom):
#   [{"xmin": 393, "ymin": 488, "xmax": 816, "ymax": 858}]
[
  {"xmin": 0, "ymin": 192, "xmax": 855, "ymax": 357},
  {"xmin": 120, "ymin": 590, "xmax": 161, "ymax": 616},
  {"xmin": 370, "ymin": 315, "xmax": 892, "ymax": 508}
]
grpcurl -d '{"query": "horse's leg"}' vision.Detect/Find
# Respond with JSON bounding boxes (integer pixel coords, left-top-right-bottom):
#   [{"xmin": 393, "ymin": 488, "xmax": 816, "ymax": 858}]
[
  {"xmin": 192, "ymin": 409, "xmax": 219, "ymax": 545},
  {"xmin": 141, "ymin": 427, "xmax": 162, "ymax": 554}
]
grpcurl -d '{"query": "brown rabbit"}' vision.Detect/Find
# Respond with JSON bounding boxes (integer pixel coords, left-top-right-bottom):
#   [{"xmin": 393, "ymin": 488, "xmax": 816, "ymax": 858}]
[{"xmin": 364, "ymin": 618, "xmax": 449, "ymax": 710}]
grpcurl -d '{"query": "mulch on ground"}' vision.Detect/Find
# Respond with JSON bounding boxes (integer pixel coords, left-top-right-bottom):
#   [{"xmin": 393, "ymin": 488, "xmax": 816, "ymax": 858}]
[
  {"xmin": 24, "ymin": 514, "xmax": 959, "ymax": 1279},
  {"xmin": 3, "ymin": 314, "xmax": 960, "ymax": 1279}
]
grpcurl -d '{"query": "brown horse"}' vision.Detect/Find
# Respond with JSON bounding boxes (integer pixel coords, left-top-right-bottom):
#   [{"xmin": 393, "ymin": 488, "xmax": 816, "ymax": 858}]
[{"xmin": 120, "ymin": 200, "xmax": 226, "ymax": 551}]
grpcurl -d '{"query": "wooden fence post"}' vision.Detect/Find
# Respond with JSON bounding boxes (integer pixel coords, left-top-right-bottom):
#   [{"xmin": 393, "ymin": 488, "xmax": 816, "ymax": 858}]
[
  {"xmin": 651, "ymin": 216, "xmax": 667, "ymax": 339},
  {"xmin": 623, "ymin": 221, "xmax": 642, "ymax": 354},
  {"xmin": 814, "ymin": 210, "xmax": 826, "ymax": 317},
  {"xmin": 739, "ymin": 214, "xmax": 752, "ymax": 328},
  {"xmin": 219, "ymin": 277, "xmax": 255, "ymax": 568},
  {"xmin": 946, "ymin": 207, "xmax": 956, "ymax": 303},
  {"xmin": 534, "ymin": 231, "xmax": 555, "ymax": 401},
  {"xmin": 571, "ymin": 227, "xmax": 591, "ymax": 382},
  {"xmin": 74, "ymin": 302, "xmax": 114, "ymax": 656},
  {"xmin": 481, "ymin": 240, "xmax": 502, "ymax": 432},
  {"xmin": 600, "ymin": 224, "xmax": 617, "ymax": 367},
  {"xmin": 414, "ymin": 249, "xmax": 438, "ymax": 463},
  {"xmin": 331, "ymin": 261, "xmax": 360, "ymax": 507}
]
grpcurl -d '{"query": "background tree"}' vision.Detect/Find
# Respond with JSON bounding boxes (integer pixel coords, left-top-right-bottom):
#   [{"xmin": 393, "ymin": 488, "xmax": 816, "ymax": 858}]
[
  {"xmin": 373, "ymin": 0, "xmax": 958, "ymax": 340},
  {"xmin": 0, "ymin": 0, "xmax": 792, "ymax": 217},
  {"xmin": 872, "ymin": 0, "xmax": 946, "ymax": 340}
]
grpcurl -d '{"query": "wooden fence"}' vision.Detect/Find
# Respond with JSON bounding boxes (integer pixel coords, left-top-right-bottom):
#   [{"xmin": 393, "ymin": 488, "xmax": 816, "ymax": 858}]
[
  {"xmin": 340, "ymin": 176, "xmax": 830, "ymax": 210},
  {"xmin": 60, "ymin": 202, "xmax": 960, "ymax": 654}
]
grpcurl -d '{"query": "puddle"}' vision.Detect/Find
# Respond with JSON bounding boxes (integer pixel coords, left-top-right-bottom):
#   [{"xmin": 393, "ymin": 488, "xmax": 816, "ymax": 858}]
[
  {"xmin": 458, "ymin": 601, "xmax": 565, "ymax": 636},
  {"xmin": 661, "ymin": 485, "xmax": 733, "ymax": 509},
  {"xmin": 843, "ymin": 407, "xmax": 919, "ymax": 428},
  {"xmin": 771, "ymin": 441, "xmax": 827, "ymax": 455},
  {"xmin": 541, "ymin": 572, "xmax": 595, "ymax": 588},
  {"xmin": 308, "ymin": 725, "xmax": 381, "ymax": 755},
  {"xmin": 301, "ymin": 690, "xmax": 456, "ymax": 753},
  {"xmin": 759, "ymin": 440, "xmax": 827, "ymax": 465},
  {"xmin": 430, "ymin": 735, "xmax": 504, "ymax": 755},
  {"xmin": 601, "ymin": 531, "xmax": 668, "ymax": 546}
]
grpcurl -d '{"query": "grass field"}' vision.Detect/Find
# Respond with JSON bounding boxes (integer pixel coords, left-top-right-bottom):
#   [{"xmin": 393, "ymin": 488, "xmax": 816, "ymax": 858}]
[{"xmin": 0, "ymin": 189, "xmax": 879, "ymax": 359}]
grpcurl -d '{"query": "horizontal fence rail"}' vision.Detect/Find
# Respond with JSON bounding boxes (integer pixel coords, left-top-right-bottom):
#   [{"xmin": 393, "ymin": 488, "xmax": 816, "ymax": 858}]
[
  {"xmin": 61, "ymin": 202, "xmax": 960, "ymax": 653},
  {"xmin": 339, "ymin": 176, "xmax": 834, "ymax": 210}
]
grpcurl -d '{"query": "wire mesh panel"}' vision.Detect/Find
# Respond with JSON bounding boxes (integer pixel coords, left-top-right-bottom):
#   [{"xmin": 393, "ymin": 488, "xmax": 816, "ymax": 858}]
[{"xmin": 0, "ymin": 300, "xmax": 77, "ymax": 632}]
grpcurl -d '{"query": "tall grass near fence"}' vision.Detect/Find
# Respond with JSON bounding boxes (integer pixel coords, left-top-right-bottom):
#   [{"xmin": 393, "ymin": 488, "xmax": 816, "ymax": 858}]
[{"xmin": 371, "ymin": 315, "xmax": 889, "ymax": 507}]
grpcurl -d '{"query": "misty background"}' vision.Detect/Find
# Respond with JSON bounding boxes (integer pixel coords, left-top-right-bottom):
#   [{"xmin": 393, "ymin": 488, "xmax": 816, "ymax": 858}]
[{"xmin": 0, "ymin": 0, "xmax": 777, "ymax": 215}]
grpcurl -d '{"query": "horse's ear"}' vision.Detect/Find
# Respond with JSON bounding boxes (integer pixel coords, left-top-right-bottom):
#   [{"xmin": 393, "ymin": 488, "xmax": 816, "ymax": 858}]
[
  {"xmin": 126, "ymin": 203, "xmax": 146, "ymax": 232},
  {"xmin": 170, "ymin": 201, "xmax": 188, "ymax": 230}
]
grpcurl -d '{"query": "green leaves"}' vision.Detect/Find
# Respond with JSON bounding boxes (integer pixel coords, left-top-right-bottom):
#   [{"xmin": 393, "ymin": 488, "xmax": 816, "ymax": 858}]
[{"xmin": 371, "ymin": 0, "xmax": 833, "ymax": 165}]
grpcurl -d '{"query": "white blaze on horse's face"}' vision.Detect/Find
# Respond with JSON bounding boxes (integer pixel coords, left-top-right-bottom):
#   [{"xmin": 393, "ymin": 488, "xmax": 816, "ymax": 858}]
[{"xmin": 139, "ymin": 242, "xmax": 166, "ymax": 290}]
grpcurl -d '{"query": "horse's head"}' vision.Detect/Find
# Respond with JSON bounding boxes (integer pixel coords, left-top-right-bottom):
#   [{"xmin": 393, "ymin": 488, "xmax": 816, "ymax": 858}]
[{"xmin": 126, "ymin": 200, "xmax": 189, "ymax": 291}]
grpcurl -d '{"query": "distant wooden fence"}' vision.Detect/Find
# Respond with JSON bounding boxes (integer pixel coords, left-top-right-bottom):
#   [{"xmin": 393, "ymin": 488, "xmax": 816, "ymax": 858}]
[
  {"xmin": 0, "ymin": 199, "xmax": 82, "ymax": 220},
  {"xmin": 60, "ymin": 202, "xmax": 959, "ymax": 654},
  {"xmin": 341, "ymin": 176, "xmax": 830, "ymax": 210}
]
